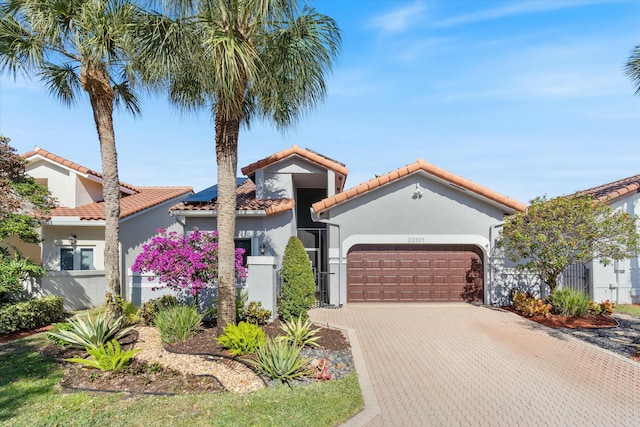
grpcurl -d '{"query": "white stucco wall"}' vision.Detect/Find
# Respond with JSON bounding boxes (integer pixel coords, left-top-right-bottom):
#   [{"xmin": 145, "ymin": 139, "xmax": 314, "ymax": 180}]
[
  {"xmin": 120, "ymin": 194, "xmax": 192, "ymax": 304},
  {"xmin": 316, "ymin": 172, "xmax": 512, "ymax": 306},
  {"xmin": 591, "ymin": 193, "xmax": 640, "ymax": 304},
  {"xmin": 185, "ymin": 211, "xmax": 296, "ymax": 271}
]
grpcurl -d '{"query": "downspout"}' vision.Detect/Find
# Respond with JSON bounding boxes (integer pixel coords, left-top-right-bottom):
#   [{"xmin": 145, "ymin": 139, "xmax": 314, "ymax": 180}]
[
  {"xmin": 613, "ymin": 260, "xmax": 621, "ymax": 305},
  {"xmin": 311, "ymin": 208, "xmax": 342, "ymax": 308},
  {"xmin": 173, "ymin": 215, "xmax": 186, "ymax": 234}
]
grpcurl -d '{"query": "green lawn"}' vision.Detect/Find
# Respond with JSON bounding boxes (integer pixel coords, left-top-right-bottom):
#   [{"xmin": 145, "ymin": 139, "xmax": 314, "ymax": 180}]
[
  {"xmin": 616, "ymin": 305, "xmax": 640, "ymax": 318},
  {"xmin": 0, "ymin": 333, "xmax": 363, "ymax": 427}
]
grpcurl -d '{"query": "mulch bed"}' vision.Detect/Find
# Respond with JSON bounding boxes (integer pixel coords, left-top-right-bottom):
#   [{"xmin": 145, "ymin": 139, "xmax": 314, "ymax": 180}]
[
  {"xmin": 502, "ymin": 306, "xmax": 618, "ymax": 329},
  {"xmin": 166, "ymin": 318, "xmax": 350, "ymax": 356},
  {"xmin": 3, "ymin": 319, "xmax": 351, "ymax": 396},
  {"xmin": 59, "ymin": 360, "xmax": 226, "ymax": 395}
]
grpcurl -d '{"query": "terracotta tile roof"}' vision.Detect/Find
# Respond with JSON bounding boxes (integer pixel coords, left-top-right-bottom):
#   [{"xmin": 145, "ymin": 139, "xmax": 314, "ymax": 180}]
[
  {"xmin": 49, "ymin": 186, "xmax": 193, "ymax": 220},
  {"xmin": 23, "ymin": 146, "xmax": 138, "ymax": 192},
  {"xmin": 171, "ymin": 180, "xmax": 295, "ymax": 216},
  {"xmin": 241, "ymin": 144, "xmax": 348, "ymax": 179},
  {"xmin": 312, "ymin": 159, "xmax": 527, "ymax": 214},
  {"xmin": 577, "ymin": 173, "xmax": 640, "ymax": 203}
]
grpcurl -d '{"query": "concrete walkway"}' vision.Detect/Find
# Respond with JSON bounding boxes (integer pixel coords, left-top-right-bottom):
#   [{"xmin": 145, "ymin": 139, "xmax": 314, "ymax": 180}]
[{"xmin": 310, "ymin": 304, "xmax": 640, "ymax": 426}]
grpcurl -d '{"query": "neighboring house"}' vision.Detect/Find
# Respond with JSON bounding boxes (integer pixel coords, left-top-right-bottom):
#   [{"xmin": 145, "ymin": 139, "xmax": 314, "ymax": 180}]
[
  {"xmin": 170, "ymin": 145, "xmax": 526, "ymax": 309},
  {"xmin": 577, "ymin": 174, "xmax": 640, "ymax": 304},
  {"xmin": 21, "ymin": 147, "xmax": 193, "ymax": 310}
]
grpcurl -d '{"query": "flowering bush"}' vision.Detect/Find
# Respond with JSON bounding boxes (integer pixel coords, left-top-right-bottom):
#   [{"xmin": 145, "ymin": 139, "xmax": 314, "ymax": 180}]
[{"xmin": 132, "ymin": 228, "xmax": 247, "ymax": 298}]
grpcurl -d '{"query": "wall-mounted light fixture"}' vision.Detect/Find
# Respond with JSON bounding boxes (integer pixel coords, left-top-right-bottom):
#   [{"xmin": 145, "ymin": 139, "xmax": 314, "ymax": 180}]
[
  {"xmin": 413, "ymin": 183, "xmax": 423, "ymax": 199},
  {"xmin": 260, "ymin": 243, "xmax": 266, "ymax": 255},
  {"xmin": 68, "ymin": 234, "xmax": 77, "ymax": 245}
]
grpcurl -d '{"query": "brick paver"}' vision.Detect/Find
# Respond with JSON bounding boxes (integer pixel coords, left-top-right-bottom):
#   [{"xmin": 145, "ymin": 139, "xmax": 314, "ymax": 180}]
[{"xmin": 310, "ymin": 304, "xmax": 640, "ymax": 426}]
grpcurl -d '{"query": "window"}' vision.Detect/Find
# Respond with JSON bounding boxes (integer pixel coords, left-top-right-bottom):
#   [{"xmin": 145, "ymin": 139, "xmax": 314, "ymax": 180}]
[
  {"xmin": 235, "ymin": 239, "xmax": 252, "ymax": 267},
  {"xmin": 59, "ymin": 247, "xmax": 95, "ymax": 271}
]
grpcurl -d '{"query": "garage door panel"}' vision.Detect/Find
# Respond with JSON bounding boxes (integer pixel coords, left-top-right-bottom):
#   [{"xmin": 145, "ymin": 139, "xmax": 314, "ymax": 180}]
[
  {"xmin": 347, "ymin": 244, "xmax": 483, "ymax": 303},
  {"xmin": 349, "ymin": 259, "xmax": 364, "ymax": 269},
  {"xmin": 415, "ymin": 274, "xmax": 432, "ymax": 284},
  {"xmin": 365, "ymin": 274, "xmax": 380, "ymax": 284},
  {"xmin": 365, "ymin": 289, "xmax": 382, "ymax": 301},
  {"xmin": 399, "ymin": 260, "xmax": 415, "ymax": 269},
  {"xmin": 382, "ymin": 275, "xmax": 398, "ymax": 284}
]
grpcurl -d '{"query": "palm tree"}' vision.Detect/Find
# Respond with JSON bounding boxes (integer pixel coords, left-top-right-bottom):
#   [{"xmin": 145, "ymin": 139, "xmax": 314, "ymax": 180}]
[
  {"xmin": 626, "ymin": 44, "xmax": 640, "ymax": 94},
  {"xmin": 0, "ymin": 0, "xmax": 144, "ymax": 315},
  {"xmin": 138, "ymin": 0, "xmax": 341, "ymax": 333}
]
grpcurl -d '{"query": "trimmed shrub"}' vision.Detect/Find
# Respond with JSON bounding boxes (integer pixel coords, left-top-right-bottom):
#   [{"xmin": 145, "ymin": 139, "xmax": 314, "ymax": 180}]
[
  {"xmin": 138, "ymin": 295, "xmax": 178, "ymax": 326},
  {"xmin": 216, "ymin": 321, "xmax": 267, "ymax": 356},
  {"xmin": 154, "ymin": 304, "xmax": 203, "ymax": 345},
  {"xmin": 548, "ymin": 288, "xmax": 591, "ymax": 317},
  {"xmin": 279, "ymin": 236, "xmax": 315, "ymax": 320},
  {"xmin": 240, "ymin": 301, "xmax": 272, "ymax": 325},
  {"xmin": 589, "ymin": 299, "xmax": 616, "ymax": 315},
  {"xmin": 511, "ymin": 292, "xmax": 552, "ymax": 317},
  {"xmin": 0, "ymin": 295, "xmax": 64, "ymax": 334}
]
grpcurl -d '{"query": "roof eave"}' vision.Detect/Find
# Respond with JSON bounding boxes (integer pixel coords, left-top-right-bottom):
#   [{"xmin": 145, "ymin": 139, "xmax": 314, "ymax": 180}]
[{"xmin": 170, "ymin": 209, "xmax": 269, "ymax": 218}]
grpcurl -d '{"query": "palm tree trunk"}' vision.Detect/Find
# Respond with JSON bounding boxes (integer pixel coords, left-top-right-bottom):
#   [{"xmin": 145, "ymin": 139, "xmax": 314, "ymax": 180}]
[
  {"xmin": 215, "ymin": 107, "xmax": 240, "ymax": 335},
  {"xmin": 80, "ymin": 64, "xmax": 122, "ymax": 317}
]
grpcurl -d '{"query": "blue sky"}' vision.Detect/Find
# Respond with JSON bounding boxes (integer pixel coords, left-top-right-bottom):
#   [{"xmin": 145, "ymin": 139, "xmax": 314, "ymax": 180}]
[{"xmin": 1, "ymin": 0, "xmax": 639, "ymax": 204}]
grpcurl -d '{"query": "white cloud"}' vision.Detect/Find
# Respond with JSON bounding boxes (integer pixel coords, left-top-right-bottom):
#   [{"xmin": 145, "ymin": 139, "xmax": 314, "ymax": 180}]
[
  {"xmin": 434, "ymin": 1, "xmax": 601, "ymax": 28},
  {"xmin": 442, "ymin": 40, "xmax": 632, "ymax": 102},
  {"xmin": 368, "ymin": 1, "xmax": 427, "ymax": 33}
]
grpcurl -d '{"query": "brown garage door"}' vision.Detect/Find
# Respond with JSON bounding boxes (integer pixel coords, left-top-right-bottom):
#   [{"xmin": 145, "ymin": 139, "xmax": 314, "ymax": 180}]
[{"xmin": 347, "ymin": 244, "xmax": 483, "ymax": 302}]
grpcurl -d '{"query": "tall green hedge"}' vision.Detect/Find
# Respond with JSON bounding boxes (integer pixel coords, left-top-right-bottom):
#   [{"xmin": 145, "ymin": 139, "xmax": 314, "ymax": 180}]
[
  {"xmin": 279, "ymin": 236, "xmax": 316, "ymax": 320},
  {"xmin": 0, "ymin": 295, "xmax": 64, "ymax": 334}
]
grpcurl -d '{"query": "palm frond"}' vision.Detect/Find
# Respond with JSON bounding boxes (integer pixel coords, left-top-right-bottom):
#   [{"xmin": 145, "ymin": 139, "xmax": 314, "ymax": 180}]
[
  {"xmin": 251, "ymin": 6, "xmax": 341, "ymax": 128},
  {"xmin": 0, "ymin": 5, "xmax": 45, "ymax": 76},
  {"xmin": 39, "ymin": 61, "xmax": 80, "ymax": 106},
  {"xmin": 113, "ymin": 79, "xmax": 141, "ymax": 116},
  {"xmin": 625, "ymin": 44, "xmax": 640, "ymax": 95}
]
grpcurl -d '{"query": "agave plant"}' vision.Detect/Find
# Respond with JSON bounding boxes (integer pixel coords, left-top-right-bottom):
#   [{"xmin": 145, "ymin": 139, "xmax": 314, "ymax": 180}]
[
  {"xmin": 47, "ymin": 311, "xmax": 133, "ymax": 350},
  {"xmin": 246, "ymin": 338, "xmax": 310, "ymax": 383},
  {"xmin": 279, "ymin": 315, "xmax": 321, "ymax": 348}
]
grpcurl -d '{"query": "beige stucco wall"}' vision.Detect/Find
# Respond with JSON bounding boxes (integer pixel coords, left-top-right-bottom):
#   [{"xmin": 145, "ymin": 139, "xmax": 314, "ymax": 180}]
[
  {"xmin": 26, "ymin": 160, "xmax": 77, "ymax": 208},
  {"xmin": 0, "ymin": 235, "xmax": 42, "ymax": 264},
  {"xmin": 41, "ymin": 224, "xmax": 105, "ymax": 271},
  {"xmin": 75, "ymin": 176, "xmax": 103, "ymax": 205}
]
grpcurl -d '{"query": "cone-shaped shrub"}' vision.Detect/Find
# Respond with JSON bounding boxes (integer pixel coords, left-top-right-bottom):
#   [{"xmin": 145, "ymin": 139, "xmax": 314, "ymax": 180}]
[{"xmin": 279, "ymin": 236, "xmax": 315, "ymax": 320}]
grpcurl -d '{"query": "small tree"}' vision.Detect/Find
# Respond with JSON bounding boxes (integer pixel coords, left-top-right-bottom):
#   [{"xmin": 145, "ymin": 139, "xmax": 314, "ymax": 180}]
[
  {"xmin": 499, "ymin": 194, "xmax": 640, "ymax": 293},
  {"xmin": 0, "ymin": 136, "xmax": 54, "ymax": 243},
  {"xmin": 279, "ymin": 236, "xmax": 315, "ymax": 320},
  {"xmin": 131, "ymin": 228, "xmax": 246, "ymax": 306},
  {"xmin": 0, "ymin": 136, "xmax": 51, "ymax": 304}
]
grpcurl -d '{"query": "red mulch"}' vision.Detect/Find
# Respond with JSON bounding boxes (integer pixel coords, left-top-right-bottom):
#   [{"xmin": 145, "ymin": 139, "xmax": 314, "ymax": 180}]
[{"xmin": 503, "ymin": 306, "xmax": 618, "ymax": 329}]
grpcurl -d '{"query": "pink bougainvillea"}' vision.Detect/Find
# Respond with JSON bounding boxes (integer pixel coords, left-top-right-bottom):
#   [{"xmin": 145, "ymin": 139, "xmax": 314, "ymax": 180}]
[{"xmin": 132, "ymin": 228, "xmax": 247, "ymax": 297}]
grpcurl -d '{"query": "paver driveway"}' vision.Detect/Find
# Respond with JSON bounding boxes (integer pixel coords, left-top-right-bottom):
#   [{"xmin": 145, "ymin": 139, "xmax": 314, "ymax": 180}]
[{"xmin": 310, "ymin": 303, "xmax": 640, "ymax": 426}]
